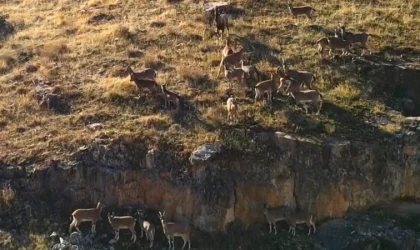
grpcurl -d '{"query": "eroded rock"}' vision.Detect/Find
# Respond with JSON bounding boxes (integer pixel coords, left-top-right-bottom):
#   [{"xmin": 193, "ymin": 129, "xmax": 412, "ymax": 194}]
[
  {"xmin": 145, "ymin": 148, "xmax": 159, "ymax": 169},
  {"xmin": 87, "ymin": 123, "xmax": 104, "ymax": 131},
  {"xmin": 68, "ymin": 232, "xmax": 82, "ymax": 245},
  {"xmin": 316, "ymin": 211, "xmax": 420, "ymax": 250},
  {"xmin": 189, "ymin": 144, "xmax": 221, "ymax": 166},
  {"xmin": 5, "ymin": 130, "xmax": 420, "ymax": 234}
]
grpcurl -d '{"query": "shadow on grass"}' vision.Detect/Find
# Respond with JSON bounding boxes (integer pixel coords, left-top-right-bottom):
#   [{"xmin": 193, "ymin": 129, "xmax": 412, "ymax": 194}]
[
  {"xmin": 230, "ymin": 34, "xmax": 282, "ymax": 66},
  {"xmin": 318, "ymin": 101, "xmax": 394, "ymax": 140},
  {"xmin": 323, "ymin": 52, "xmax": 420, "ymax": 117},
  {"xmin": 242, "ymin": 0, "xmax": 287, "ymax": 14},
  {"xmin": 107, "ymin": 93, "xmax": 163, "ymax": 113}
]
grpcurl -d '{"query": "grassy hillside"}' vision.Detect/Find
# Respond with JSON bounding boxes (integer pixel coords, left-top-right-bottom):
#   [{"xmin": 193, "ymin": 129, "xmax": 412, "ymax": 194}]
[{"xmin": 0, "ymin": 0, "xmax": 419, "ymax": 165}]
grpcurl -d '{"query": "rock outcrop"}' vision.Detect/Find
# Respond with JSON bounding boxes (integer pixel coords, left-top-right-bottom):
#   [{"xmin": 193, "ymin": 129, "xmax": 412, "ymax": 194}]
[{"xmin": 5, "ymin": 130, "xmax": 420, "ymax": 234}]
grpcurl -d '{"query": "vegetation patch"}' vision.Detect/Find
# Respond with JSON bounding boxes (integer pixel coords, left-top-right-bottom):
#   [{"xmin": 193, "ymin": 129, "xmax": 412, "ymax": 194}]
[{"xmin": 0, "ymin": 1, "xmax": 417, "ymax": 167}]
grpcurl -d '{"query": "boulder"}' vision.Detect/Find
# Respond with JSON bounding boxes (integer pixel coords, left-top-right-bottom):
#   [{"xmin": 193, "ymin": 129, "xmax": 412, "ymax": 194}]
[
  {"xmin": 189, "ymin": 143, "xmax": 221, "ymax": 166},
  {"xmin": 145, "ymin": 148, "xmax": 159, "ymax": 169},
  {"xmin": 69, "ymin": 232, "xmax": 83, "ymax": 245}
]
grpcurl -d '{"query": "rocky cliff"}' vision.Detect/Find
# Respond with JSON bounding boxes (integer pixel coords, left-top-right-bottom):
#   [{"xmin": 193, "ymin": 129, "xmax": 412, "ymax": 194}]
[{"xmin": 2, "ymin": 130, "xmax": 419, "ymax": 235}]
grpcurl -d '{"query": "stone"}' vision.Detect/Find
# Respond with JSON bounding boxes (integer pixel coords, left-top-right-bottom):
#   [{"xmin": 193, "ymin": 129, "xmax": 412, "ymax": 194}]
[
  {"xmin": 69, "ymin": 232, "xmax": 82, "ymax": 245},
  {"xmin": 145, "ymin": 148, "xmax": 159, "ymax": 169},
  {"xmin": 189, "ymin": 143, "xmax": 221, "ymax": 166},
  {"xmin": 50, "ymin": 231, "xmax": 59, "ymax": 237},
  {"xmin": 87, "ymin": 123, "xmax": 104, "ymax": 131}
]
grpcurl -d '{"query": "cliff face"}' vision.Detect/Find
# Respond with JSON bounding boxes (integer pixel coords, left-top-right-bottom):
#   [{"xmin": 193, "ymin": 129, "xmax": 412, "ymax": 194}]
[{"xmin": 2, "ymin": 131, "xmax": 419, "ymax": 233}]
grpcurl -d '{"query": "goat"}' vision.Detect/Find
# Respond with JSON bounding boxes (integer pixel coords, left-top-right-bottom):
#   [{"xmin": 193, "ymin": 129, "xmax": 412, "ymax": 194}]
[
  {"xmin": 126, "ymin": 66, "xmax": 157, "ymax": 81},
  {"xmin": 226, "ymin": 97, "xmax": 239, "ymax": 123},
  {"xmin": 159, "ymin": 211, "xmax": 191, "ymax": 250},
  {"xmin": 213, "ymin": 7, "xmax": 229, "ymax": 40},
  {"xmin": 336, "ymin": 24, "xmax": 372, "ymax": 55},
  {"xmin": 285, "ymin": 89, "xmax": 323, "ymax": 115},
  {"xmin": 137, "ymin": 209, "xmax": 155, "ymax": 248},
  {"xmin": 107, "ymin": 213, "xmax": 137, "ymax": 242},
  {"xmin": 315, "ymin": 37, "xmax": 329, "ymax": 56},
  {"xmin": 322, "ymin": 23, "xmax": 345, "ymax": 38},
  {"xmin": 286, "ymin": 211, "xmax": 316, "ymax": 236},
  {"xmin": 240, "ymin": 60, "xmax": 261, "ymax": 82},
  {"xmin": 224, "ymin": 65, "xmax": 245, "ymax": 89},
  {"xmin": 287, "ymin": 1, "xmax": 316, "ymax": 22},
  {"xmin": 254, "ymin": 73, "xmax": 279, "ymax": 105},
  {"xmin": 280, "ymin": 59, "xmax": 315, "ymax": 89},
  {"xmin": 276, "ymin": 66, "xmax": 300, "ymax": 92},
  {"xmin": 263, "ymin": 204, "xmax": 293, "ymax": 235},
  {"xmin": 280, "ymin": 77, "xmax": 304, "ymax": 94},
  {"xmin": 326, "ymin": 36, "xmax": 353, "ymax": 57},
  {"xmin": 69, "ymin": 201, "xmax": 104, "ymax": 234},
  {"xmin": 222, "ymin": 38, "xmax": 233, "ymax": 58},
  {"xmin": 217, "ymin": 46, "xmax": 246, "ymax": 78},
  {"xmin": 131, "ymin": 78, "xmax": 159, "ymax": 97},
  {"xmin": 161, "ymin": 84, "xmax": 181, "ymax": 109}
]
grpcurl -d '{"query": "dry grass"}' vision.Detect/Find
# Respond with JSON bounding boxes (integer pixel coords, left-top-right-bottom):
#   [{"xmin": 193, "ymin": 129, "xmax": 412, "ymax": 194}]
[
  {"xmin": 0, "ymin": 184, "xmax": 15, "ymax": 206},
  {"xmin": 380, "ymin": 123, "xmax": 402, "ymax": 133},
  {"xmin": 0, "ymin": 0, "xmax": 417, "ymax": 164}
]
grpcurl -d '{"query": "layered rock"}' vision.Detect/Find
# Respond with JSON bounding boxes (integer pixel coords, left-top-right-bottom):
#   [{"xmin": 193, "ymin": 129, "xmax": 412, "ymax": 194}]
[{"xmin": 4, "ymin": 130, "xmax": 420, "ymax": 233}]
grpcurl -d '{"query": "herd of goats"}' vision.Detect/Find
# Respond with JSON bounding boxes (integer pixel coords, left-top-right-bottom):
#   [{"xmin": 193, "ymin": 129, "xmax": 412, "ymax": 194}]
[
  {"xmin": 62, "ymin": 2, "xmax": 376, "ymax": 250},
  {"xmin": 122, "ymin": 2, "xmax": 373, "ymax": 125},
  {"xmin": 68, "ymin": 201, "xmax": 316, "ymax": 250}
]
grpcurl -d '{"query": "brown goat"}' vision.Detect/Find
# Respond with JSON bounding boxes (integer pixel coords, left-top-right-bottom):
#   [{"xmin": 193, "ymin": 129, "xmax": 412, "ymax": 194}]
[
  {"xmin": 131, "ymin": 78, "xmax": 159, "ymax": 97},
  {"xmin": 326, "ymin": 36, "xmax": 353, "ymax": 57},
  {"xmin": 286, "ymin": 211, "xmax": 316, "ymax": 236},
  {"xmin": 226, "ymin": 97, "xmax": 239, "ymax": 123},
  {"xmin": 281, "ymin": 58, "xmax": 315, "ymax": 90},
  {"xmin": 108, "ymin": 212, "xmax": 137, "ymax": 242},
  {"xmin": 137, "ymin": 209, "xmax": 156, "ymax": 248},
  {"xmin": 315, "ymin": 37, "xmax": 329, "ymax": 56},
  {"xmin": 126, "ymin": 66, "xmax": 157, "ymax": 81},
  {"xmin": 159, "ymin": 211, "xmax": 191, "ymax": 250},
  {"xmin": 69, "ymin": 201, "xmax": 104, "ymax": 234},
  {"xmin": 222, "ymin": 38, "xmax": 233, "ymax": 58},
  {"xmin": 213, "ymin": 7, "xmax": 229, "ymax": 40},
  {"xmin": 287, "ymin": 1, "xmax": 316, "ymax": 22},
  {"xmin": 161, "ymin": 84, "xmax": 181, "ymax": 109},
  {"xmin": 217, "ymin": 46, "xmax": 246, "ymax": 78},
  {"xmin": 336, "ymin": 24, "xmax": 372, "ymax": 55},
  {"xmin": 254, "ymin": 73, "xmax": 280, "ymax": 105}
]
